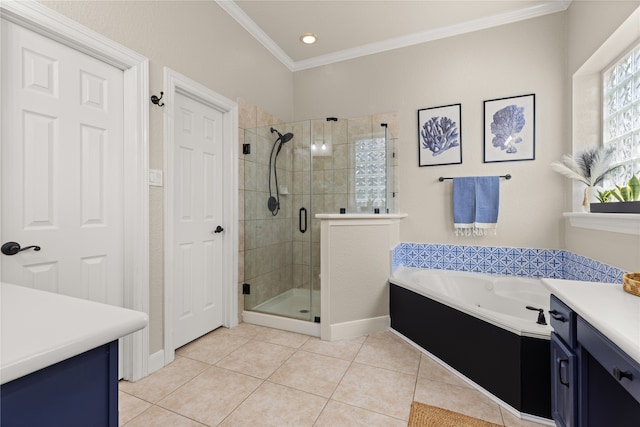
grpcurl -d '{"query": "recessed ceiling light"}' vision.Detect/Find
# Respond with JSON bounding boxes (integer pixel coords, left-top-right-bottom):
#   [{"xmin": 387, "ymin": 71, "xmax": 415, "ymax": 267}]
[{"xmin": 300, "ymin": 33, "xmax": 317, "ymax": 45}]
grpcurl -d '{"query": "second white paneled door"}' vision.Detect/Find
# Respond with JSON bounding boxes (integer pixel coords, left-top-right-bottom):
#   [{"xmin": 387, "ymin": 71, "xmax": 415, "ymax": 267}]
[{"xmin": 172, "ymin": 91, "xmax": 224, "ymax": 349}]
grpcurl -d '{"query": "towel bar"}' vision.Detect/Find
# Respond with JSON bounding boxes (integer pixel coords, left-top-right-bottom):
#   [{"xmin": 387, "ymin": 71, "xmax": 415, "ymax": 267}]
[{"xmin": 438, "ymin": 174, "xmax": 511, "ymax": 182}]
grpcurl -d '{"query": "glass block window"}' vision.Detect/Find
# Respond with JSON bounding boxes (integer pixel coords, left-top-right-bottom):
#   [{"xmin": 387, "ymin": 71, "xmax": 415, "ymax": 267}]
[
  {"xmin": 603, "ymin": 42, "xmax": 640, "ymax": 187},
  {"xmin": 354, "ymin": 138, "xmax": 386, "ymax": 211}
]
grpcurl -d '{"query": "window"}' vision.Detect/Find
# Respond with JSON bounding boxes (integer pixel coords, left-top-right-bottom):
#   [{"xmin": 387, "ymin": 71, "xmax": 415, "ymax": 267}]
[
  {"xmin": 354, "ymin": 138, "xmax": 387, "ymax": 212},
  {"xmin": 602, "ymin": 42, "xmax": 640, "ymax": 188}
]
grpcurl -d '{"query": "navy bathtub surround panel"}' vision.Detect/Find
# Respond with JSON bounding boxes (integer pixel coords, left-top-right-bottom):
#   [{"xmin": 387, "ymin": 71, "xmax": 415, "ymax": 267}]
[{"xmin": 392, "ymin": 243, "xmax": 625, "ymax": 284}]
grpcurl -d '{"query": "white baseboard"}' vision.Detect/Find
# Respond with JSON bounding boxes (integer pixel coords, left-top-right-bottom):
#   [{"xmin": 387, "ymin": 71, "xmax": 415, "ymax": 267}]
[
  {"xmin": 324, "ymin": 315, "xmax": 390, "ymax": 341},
  {"xmin": 242, "ymin": 311, "xmax": 321, "ymax": 337},
  {"xmin": 148, "ymin": 349, "xmax": 165, "ymax": 374}
]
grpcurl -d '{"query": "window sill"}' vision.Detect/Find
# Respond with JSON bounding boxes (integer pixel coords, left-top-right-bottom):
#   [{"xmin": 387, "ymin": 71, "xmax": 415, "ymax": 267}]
[{"xmin": 563, "ymin": 212, "xmax": 640, "ymax": 236}]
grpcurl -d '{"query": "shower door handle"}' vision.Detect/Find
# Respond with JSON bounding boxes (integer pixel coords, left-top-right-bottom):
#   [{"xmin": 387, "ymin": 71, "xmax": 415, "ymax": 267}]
[{"xmin": 299, "ymin": 207, "xmax": 307, "ymax": 233}]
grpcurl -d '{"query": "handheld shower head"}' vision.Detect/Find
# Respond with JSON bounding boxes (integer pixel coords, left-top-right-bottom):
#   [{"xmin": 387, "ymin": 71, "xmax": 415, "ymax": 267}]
[
  {"xmin": 267, "ymin": 128, "xmax": 295, "ymax": 216},
  {"xmin": 270, "ymin": 127, "xmax": 293, "ymax": 143},
  {"xmin": 280, "ymin": 132, "xmax": 294, "ymax": 143}
]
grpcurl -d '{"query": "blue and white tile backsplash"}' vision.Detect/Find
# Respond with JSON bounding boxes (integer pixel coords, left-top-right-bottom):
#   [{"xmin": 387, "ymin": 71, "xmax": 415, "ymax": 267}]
[{"xmin": 392, "ymin": 243, "xmax": 625, "ymax": 284}]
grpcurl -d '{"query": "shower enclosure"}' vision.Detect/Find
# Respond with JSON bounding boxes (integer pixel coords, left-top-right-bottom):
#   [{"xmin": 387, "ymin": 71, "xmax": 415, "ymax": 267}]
[{"xmin": 242, "ymin": 115, "xmax": 396, "ymax": 325}]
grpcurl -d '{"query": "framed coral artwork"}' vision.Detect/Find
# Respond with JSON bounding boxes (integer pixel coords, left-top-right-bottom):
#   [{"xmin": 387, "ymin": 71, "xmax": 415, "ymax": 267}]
[
  {"xmin": 484, "ymin": 94, "xmax": 535, "ymax": 163},
  {"xmin": 418, "ymin": 103, "xmax": 462, "ymax": 167}
]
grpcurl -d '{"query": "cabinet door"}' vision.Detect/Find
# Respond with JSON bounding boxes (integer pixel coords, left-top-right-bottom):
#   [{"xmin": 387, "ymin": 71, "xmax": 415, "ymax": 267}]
[
  {"xmin": 551, "ymin": 332, "xmax": 578, "ymax": 427},
  {"xmin": 1, "ymin": 341, "xmax": 118, "ymax": 427}
]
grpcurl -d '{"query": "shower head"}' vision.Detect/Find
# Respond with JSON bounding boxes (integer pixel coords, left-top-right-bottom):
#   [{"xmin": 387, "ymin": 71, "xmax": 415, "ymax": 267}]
[
  {"xmin": 270, "ymin": 127, "xmax": 294, "ymax": 144},
  {"xmin": 280, "ymin": 132, "xmax": 294, "ymax": 143}
]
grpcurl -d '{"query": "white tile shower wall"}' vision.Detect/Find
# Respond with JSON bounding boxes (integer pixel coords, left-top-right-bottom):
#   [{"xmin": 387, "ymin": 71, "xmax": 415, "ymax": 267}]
[{"xmin": 392, "ymin": 243, "xmax": 625, "ymax": 284}]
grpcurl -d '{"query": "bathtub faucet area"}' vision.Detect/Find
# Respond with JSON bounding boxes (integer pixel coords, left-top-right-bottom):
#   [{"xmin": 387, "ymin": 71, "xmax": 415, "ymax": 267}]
[{"xmin": 526, "ymin": 306, "xmax": 547, "ymax": 325}]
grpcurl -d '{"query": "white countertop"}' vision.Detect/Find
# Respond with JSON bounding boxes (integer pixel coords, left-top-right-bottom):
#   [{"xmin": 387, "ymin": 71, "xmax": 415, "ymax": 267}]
[
  {"xmin": 543, "ymin": 278, "xmax": 640, "ymax": 364},
  {"xmin": 1, "ymin": 283, "xmax": 148, "ymax": 384}
]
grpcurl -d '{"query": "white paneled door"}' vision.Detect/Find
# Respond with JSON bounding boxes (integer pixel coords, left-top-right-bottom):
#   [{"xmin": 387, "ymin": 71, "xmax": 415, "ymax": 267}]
[
  {"xmin": 172, "ymin": 91, "xmax": 224, "ymax": 349},
  {"xmin": 1, "ymin": 19, "xmax": 125, "ymax": 347}
]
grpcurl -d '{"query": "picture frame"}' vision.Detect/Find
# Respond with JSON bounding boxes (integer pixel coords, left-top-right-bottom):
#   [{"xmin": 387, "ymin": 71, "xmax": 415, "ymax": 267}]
[
  {"xmin": 418, "ymin": 103, "xmax": 462, "ymax": 167},
  {"xmin": 483, "ymin": 94, "xmax": 535, "ymax": 163}
]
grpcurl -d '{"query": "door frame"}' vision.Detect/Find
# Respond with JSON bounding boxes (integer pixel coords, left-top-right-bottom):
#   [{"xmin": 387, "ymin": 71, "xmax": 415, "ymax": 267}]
[
  {"xmin": 0, "ymin": 1, "xmax": 150, "ymax": 381},
  {"xmin": 163, "ymin": 67, "xmax": 238, "ymax": 366}
]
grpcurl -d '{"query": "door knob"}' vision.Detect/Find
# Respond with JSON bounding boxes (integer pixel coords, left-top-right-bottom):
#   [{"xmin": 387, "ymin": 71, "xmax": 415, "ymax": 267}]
[
  {"xmin": 1, "ymin": 241, "xmax": 41, "ymax": 256},
  {"xmin": 212, "ymin": 225, "xmax": 224, "ymax": 234}
]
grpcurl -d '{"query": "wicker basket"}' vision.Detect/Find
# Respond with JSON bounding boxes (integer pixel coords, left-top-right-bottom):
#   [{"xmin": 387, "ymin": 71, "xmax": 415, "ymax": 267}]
[{"xmin": 622, "ymin": 273, "xmax": 640, "ymax": 297}]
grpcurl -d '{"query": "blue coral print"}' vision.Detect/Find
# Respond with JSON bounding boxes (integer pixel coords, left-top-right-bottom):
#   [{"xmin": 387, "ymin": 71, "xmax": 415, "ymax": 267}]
[
  {"xmin": 420, "ymin": 116, "xmax": 459, "ymax": 156},
  {"xmin": 490, "ymin": 105, "xmax": 525, "ymax": 154}
]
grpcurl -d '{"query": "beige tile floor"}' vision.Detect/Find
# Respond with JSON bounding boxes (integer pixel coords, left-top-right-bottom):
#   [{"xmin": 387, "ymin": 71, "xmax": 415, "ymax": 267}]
[{"xmin": 119, "ymin": 323, "xmax": 551, "ymax": 427}]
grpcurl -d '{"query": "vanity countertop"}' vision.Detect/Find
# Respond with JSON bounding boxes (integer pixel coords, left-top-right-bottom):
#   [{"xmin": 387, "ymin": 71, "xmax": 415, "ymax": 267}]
[
  {"xmin": 543, "ymin": 278, "xmax": 640, "ymax": 364},
  {"xmin": 1, "ymin": 283, "xmax": 148, "ymax": 384}
]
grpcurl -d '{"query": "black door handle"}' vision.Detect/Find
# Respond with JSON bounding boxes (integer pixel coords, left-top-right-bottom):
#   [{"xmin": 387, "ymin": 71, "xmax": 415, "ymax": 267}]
[
  {"xmin": 558, "ymin": 358, "xmax": 570, "ymax": 387},
  {"xmin": 613, "ymin": 367, "xmax": 633, "ymax": 382},
  {"xmin": 213, "ymin": 225, "xmax": 224, "ymax": 234},
  {"xmin": 1, "ymin": 242, "xmax": 41, "ymax": 256},
  {"xmin": 299, "ymin": 207, "xmax": 307, "ymax": 233}
]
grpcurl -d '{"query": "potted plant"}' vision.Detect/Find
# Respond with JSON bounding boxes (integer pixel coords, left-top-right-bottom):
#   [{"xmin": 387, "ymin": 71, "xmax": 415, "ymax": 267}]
[
  {"xmin": 591, "ymin": 175, "xmax": 640, "ymax": 213},
  {"xmin": 551, "ymin": 145, "xmax": 619, "ymax": 211}
]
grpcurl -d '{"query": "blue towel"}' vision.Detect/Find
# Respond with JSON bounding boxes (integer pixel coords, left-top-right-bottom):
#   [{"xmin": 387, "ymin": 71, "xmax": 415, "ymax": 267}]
[{"xmin": 453, "ymin": 176, "xmax": 500, "ymax": 235}]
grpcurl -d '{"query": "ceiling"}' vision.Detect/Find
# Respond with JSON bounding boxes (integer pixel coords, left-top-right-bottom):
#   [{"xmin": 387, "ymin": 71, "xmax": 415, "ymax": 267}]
[{"xmin": 217, "ymin": 0, "xmax": 571, "ymax": 71}]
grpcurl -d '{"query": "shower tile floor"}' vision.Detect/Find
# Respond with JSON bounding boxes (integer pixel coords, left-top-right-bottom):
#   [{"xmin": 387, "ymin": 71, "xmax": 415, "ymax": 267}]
[
  {"xmin": 251, "ymin": 288, "xmax": 321, "ymax": 321},
  {"xmin": 119, "ymin": 323, "xmax": 551, "ymax": 427}
]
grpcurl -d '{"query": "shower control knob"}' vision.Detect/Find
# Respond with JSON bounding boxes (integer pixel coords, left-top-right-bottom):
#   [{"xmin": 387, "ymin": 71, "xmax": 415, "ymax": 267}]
[{"xmin": 212, "ymin": 226, "xmax": 224, "ymax": 234}]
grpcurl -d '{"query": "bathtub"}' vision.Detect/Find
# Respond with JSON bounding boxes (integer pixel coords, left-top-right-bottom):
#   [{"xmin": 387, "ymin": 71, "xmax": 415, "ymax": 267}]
[
  {"xmin": 390, "ymin": 266, "xmax": 552, "ymax": 339},
  {"xmin": 389, "ymin": 266, "xmax": 553, "ymax": 421}
]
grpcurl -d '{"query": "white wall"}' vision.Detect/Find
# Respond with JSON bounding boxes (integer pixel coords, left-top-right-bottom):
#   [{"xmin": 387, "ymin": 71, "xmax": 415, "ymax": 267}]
[
  {"xmin": 294, "ymin": 13, "xmax": 568, "ymax": 249},
  {"xmin": 319, "ymin": 216, "xmax": 403, "ymax": 341},
  {"xmin": 40, "ymin": 0, "xmax": 294, "ymax": 354},
  {"xmin": 563, "ymin": 0, "xmax": 640, "ymax": 272},
  {"xmin": 566, "ymin": 0, "xmax": 640, "ymax": 76}
]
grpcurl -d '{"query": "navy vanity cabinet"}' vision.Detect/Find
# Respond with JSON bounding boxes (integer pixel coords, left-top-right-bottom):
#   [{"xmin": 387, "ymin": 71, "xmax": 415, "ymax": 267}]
[
  {"xmin": 551, "ymin": 334, "xmax": 577, "ymax": 427},
  {"xmin": 550, "ymin": 295, "xmax": 578, "ymax": 427},
  {"xmin": 576, "ymin": 317, "xmax": 640, "ymax": 427},
  {"xmin": 550, "ymin": 293, "xmax": 640, "ymax": 427},
  {"xmin": 549, "ymin": 295, "xmax": 576, "ymax": 347},
  {"xmin": 1, "ymin": 341, "xmax": 118, "ymax": 427}
]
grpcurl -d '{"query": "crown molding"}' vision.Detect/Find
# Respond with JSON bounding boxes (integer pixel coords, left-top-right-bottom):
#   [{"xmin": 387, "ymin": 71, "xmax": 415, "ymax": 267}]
[
  {"xmin": 215, "ymin": 0, "xmax": 295, "ymax": 71},
  {"xmin": 218, "ymin": 0, "xmax": 571, "ymax": 72}
]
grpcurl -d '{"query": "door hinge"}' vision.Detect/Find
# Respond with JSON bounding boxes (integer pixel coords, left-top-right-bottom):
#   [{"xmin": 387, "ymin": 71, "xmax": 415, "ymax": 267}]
[
  {"xmin": 242, "ymin": 283, "xmax": 251, "ymax": 295},
  {"xmin": 242, "ymin": 144, "xmax": 251, "ymax": 155},
  {"xmin": 314, "ymin": 316, "xmax": 320, "ymax": 323}
]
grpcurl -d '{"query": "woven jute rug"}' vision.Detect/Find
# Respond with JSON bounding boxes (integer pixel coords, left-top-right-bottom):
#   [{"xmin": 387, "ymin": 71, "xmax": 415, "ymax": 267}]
[{"xmin": 407, "ymin": 402, "xmax": 503, "ymax": 427}]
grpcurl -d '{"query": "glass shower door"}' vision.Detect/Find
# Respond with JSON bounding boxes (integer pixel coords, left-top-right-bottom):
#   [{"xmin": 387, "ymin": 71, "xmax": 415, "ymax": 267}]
[{"xmin": 242, "ymin": 121, "xmax": 314, "ymax": 321}]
